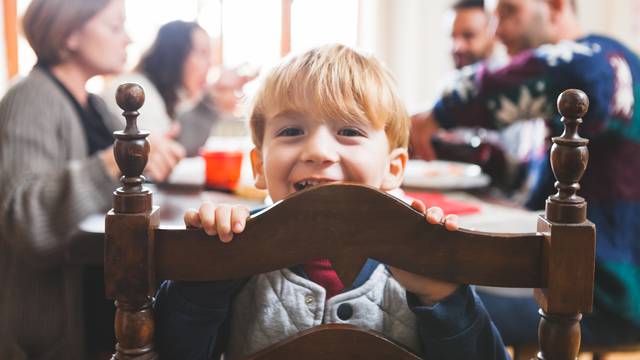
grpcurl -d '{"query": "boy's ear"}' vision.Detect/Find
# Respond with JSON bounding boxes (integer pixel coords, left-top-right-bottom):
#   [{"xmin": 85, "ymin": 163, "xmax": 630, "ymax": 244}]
[
  {"xmin": 250, "ymin": 148, "xmax": 267, "ymax": 190},
  {"xmin": 380, "ymin": 147, "xmax": 408, "ymax": 191}
]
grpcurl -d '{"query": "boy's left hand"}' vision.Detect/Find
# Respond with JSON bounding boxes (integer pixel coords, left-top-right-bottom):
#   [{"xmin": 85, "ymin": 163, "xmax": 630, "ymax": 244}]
[{"xmin": 388, "ymin": 200, "xmax": 460, "ymax": 306}]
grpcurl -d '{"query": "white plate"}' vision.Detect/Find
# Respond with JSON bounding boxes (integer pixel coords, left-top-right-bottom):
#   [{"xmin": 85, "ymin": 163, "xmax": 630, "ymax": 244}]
[
  {"xmin": 167, "ymin": 157, "xmax": 205, "ymax": 186},
  {"xmin": 403, "ymin": 160, "xmax": 490, "ymax": 190}
]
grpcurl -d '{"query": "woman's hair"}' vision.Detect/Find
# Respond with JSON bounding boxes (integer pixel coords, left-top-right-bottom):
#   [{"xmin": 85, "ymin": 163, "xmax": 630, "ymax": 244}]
[
  {"xmin": 23, "ymin": 0, "xmax": 112, "ymax": 66},
  {"xmin": 136, "ymin": 20, "xmax": 203, "ymax": 118},
  {"xmin": 249, "ymin": 44, "xmax": 410, "ymax": 150}
]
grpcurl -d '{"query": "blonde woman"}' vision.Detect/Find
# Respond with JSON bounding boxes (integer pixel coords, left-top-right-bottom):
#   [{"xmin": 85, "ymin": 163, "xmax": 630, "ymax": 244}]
[{"xmin": 0, "ymin": 0, "xmax": 183, "ymax": 357}]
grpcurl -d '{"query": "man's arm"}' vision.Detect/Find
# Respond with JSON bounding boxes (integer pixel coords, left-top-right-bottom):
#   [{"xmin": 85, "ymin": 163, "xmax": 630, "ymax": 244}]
[{"xmin": 409, "ymin": 111, "xmax": 440, "ymax": 161}]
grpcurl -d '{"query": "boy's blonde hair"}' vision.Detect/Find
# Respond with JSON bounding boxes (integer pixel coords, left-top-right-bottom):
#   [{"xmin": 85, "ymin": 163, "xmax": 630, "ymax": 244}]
[{"xmin": 249, "ymin": 44, "xmax": 410, "ymax": 150}]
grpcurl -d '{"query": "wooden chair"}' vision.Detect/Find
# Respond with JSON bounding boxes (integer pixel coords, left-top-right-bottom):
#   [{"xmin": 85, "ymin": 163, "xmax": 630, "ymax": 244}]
[
  {"xmin": 513, "ymin": 342, "xmax": 640, "ymax": 360},
  {"xmin": 104, "ymin": 85, "xmax": 595, "ymax": 360}
]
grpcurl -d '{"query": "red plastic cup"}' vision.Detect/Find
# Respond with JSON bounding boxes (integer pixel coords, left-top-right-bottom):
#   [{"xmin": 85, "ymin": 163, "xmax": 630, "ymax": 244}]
[{"xmin": 200, "ymin": 150, "xmax": 244, "ymax": 191}]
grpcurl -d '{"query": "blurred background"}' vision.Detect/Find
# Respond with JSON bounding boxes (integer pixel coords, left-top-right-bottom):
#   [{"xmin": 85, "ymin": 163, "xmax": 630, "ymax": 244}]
[
  {"xmin": 3, "ymin": 0, "xmax": 640, "ymax": 112},
  {"xmin": 3, "ymin": 2, "xmax": 640, "ymax": 359}
]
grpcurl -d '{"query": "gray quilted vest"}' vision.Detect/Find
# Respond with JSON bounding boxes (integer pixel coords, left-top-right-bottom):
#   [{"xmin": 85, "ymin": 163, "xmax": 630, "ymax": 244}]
[{"xmin": 227, "ymin": 264, "xmax": 420, "ymax": 357}]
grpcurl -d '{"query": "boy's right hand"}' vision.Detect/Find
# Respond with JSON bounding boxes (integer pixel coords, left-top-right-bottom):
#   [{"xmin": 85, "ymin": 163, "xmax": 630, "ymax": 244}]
[{"xmin": 184, "ymin": 202, "xmax": 250, "ymax": 242}]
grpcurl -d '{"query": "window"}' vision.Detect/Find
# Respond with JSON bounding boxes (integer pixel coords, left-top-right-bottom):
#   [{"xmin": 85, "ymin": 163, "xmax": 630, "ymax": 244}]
[
  {"xmin": 221, "ymin": 0, "xmax": 281, "ymax": 69},
  {"xmin": 291, "ymin": 0, "xmax": 359, "ymax": 53},
  {"xmin": 13, "ymin": 0, "xmax": 360, "ymax": 85}
]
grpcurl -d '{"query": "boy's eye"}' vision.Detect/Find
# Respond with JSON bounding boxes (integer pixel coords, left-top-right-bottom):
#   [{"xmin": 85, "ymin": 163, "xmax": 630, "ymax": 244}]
[
  {"xmin": 337, "ymin": 127, "xmax": 365, "ymax": 137},
  {"xmin": 276, "ymin": 127, "xmax": 304, "ymax": 137}
]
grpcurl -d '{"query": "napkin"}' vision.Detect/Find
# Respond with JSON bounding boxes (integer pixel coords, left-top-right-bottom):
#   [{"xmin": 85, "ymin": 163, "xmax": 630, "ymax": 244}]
[{"xmin": 404, "ymin": 191, "xmax": 481, "ymax": 215}]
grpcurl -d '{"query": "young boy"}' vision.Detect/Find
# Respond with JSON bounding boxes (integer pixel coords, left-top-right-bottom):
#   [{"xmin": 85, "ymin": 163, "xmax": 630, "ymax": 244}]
[{"xmin": 154, "ymin": 44, "xmax": 509, "ymax": 360}]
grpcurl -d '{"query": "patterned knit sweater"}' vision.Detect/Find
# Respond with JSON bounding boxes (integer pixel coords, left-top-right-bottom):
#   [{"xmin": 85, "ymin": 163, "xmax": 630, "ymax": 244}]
[
  {"xmin": 433, "ymin": 34, "xmax": 640, "ymax": 327},
  {"xmin": 0, "ymin": 68, "xmax": 121, "ymax": 359}
]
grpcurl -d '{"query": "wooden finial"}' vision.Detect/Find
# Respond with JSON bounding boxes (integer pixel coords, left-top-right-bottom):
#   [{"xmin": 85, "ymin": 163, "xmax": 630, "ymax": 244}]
[
  {"xmin": 113, "ymin": 83, "xmax": 151, "ymax": 211},
  {"xmin": 106, "ymin": 83, "xmax": 158, "ymax": 359},
  {"xmin": 116, "ymin": 83, "xmax": 145, "ymax": 110},
  {"xmin": 116, "ymin": 83, "xmax": 145, "ymax": 134},
  {"xmin": 546, "ymin": 89, "xmax": 590, "ymax": 223}
]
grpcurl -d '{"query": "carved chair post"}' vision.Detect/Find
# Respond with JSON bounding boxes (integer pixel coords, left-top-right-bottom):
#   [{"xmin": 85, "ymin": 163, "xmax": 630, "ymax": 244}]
[
  {"xmin": 105, "ymin": 84, "xmax": 159, "ymax": 359},
  {"xmin": 535, "ymin": 89, "xmax": 596, "ymax": 360}
]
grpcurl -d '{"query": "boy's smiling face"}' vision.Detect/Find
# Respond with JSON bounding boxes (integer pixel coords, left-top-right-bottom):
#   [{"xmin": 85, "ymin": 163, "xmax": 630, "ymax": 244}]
[{"xmin": 250, "ymin": 110, "xmax": 408, "ymax": 202}]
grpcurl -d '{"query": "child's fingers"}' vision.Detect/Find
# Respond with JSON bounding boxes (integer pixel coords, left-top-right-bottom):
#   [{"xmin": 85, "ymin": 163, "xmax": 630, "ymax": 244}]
[
  {"xmin": 231, "ymin": 206, "xmax": 250, "ymax": 234},
  {"xmin": 199, "ymin": 202, "xmax": 217, "ymax": 236},
  {"xmin": 215, "ymin": 204, "xmax": 233, "ymax": 243},
  {"xmin": 410, "ymin": 199, "xmax": 426, "ymax": 213},
  {"xmin": 184, "ymin": 208, "xmax": 202, "ymax": 228},
  {"xmin": 443, "ymin": 214, "xmax": 459, "ymax": 231},
  {"xmin": 425, "ymin": 207, "xmax": 444, "ymax": 224}
]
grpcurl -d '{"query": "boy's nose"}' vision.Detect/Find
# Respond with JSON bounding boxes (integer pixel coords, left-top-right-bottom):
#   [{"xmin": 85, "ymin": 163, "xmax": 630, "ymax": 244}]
[{"xmin": 300, "ymin": 128, "xmax": 339, "ymax": 164}]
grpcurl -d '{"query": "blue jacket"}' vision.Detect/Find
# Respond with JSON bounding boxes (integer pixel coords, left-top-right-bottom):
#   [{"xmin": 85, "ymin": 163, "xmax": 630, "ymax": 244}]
[{"xmin": 154, "ymin": 259, "xmax": 510, "ymax": 359}]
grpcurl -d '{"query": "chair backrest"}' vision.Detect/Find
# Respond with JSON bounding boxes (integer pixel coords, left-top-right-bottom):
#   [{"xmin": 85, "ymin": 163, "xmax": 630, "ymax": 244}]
[{"xmin": 104, "ymin": 84, "xmax": 595, "ymax": 360}]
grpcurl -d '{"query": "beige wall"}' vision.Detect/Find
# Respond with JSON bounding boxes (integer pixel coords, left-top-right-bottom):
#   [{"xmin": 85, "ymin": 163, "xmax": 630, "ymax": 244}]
[
  {"xmin": 3, "ymin": 0, "xmax": 640, "ymax": 100},
  {"xmin": 577, "ymin": 0, "xmax": 640, "ymax": 53},
  {"xmin": 359, "ymin": 0, "xmax": 453, "ymax": 113}
]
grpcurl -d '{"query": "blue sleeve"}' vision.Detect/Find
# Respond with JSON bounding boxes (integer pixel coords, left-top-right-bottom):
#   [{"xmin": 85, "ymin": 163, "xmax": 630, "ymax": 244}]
[
  {"xmin": 154, "ymin": 279, "xmax": 246, "ymax": 360},
  {"xmin": 408, "ymin": 285, "xmax": 511, "ymax": 360},
  {"xmin": 153, "ymin": 207, "xmax": 266, "ymax": 359}
]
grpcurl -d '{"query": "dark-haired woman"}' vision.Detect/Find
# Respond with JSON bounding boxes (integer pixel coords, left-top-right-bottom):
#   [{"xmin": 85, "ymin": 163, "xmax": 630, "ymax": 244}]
[{"xmin": 105, "ymin": 21, "xmax": 255, "ymax": 156}]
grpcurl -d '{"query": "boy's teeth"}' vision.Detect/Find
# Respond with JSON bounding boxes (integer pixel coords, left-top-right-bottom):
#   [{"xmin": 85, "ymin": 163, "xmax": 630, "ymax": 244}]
[{"xmin": 294, "ymin": 179, "xmax": 330, "ymax": 191}]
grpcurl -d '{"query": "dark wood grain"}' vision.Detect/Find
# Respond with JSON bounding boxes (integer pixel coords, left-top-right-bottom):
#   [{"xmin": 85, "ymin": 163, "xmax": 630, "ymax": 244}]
[
  {"xmin": 534, "ymin": 89, "xmax": 595, "ymax": 360},
  {"xmin": 155, "ymin": 183, "xmax": 545, "ymax": 288},
  {"xmin": 243, "ymin": 324, "xmax": 422, "ymax": 360},
  {"xmin": 105, "ymin": 83, "xmax": 158, "ymax": 360}
]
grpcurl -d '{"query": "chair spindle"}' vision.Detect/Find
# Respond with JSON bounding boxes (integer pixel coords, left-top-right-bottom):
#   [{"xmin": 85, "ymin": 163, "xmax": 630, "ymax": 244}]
[
  {"xmin": 105, "ymin": 83, "xmax": 158, "ymax": 360},
  {"xmin": 536, "ymin": 89, "xmax": 595, "ymax": 360}
]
